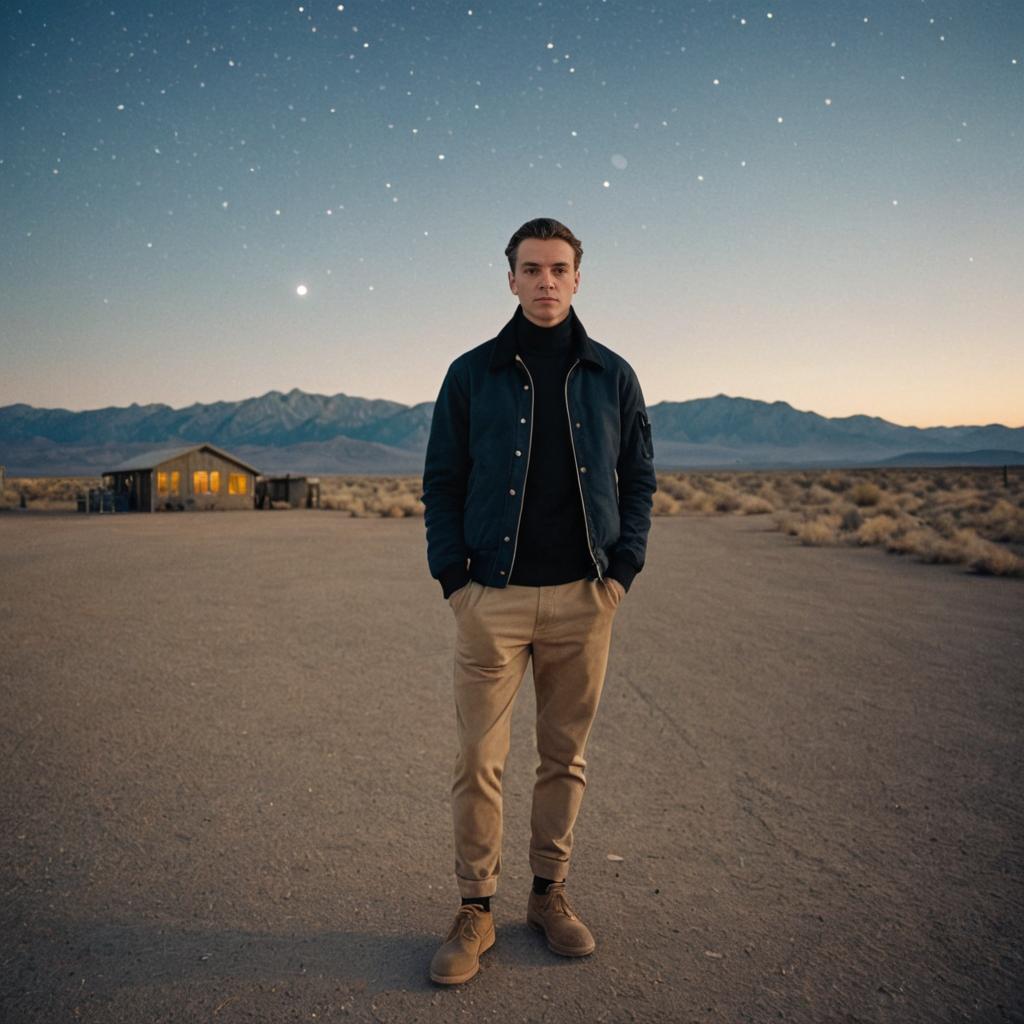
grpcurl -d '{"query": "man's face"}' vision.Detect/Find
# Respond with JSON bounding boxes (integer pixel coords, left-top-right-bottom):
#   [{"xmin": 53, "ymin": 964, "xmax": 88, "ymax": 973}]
[{"xmin": 508, "ymin": 238, "xmax": 580, "ymax": 327}]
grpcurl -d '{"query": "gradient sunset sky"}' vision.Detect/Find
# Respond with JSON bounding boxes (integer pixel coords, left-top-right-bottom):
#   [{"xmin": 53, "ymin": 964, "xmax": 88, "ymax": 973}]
[{"xmin": 2, "ymin": 1, "xmax": 1021, "ymax": 427}]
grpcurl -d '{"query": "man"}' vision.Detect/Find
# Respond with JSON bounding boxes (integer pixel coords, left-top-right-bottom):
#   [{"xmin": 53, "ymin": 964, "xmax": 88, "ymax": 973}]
[{"xmin": 421, "ymin": 217, "xmax": 656, "ymax": 985}]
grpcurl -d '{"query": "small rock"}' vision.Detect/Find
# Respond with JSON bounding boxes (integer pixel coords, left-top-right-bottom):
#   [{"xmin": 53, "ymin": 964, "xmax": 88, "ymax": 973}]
[{"xmin": 606, "ymin": 853, "xmax": 624, "ymax": 862}]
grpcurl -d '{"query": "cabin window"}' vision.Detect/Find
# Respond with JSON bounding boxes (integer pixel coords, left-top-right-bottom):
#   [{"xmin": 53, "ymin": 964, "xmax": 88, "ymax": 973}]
[
  {"xmin": 228, "ymin": 473, "xmax": 247, "ymax": 495},
  {"xmin": 210, "ymin": 470, "xmax": 221, "ymax": 493},
  {"xmin": 157, "ymin": 471, "xmax": 168, "ymax": 493},
  {"xmin": 170, "ymin": 471, "xmax": 180, "ymax": 496},
  {"xmin": 193, "ymin": 470, "xmax": 209, "ymax": 494}
]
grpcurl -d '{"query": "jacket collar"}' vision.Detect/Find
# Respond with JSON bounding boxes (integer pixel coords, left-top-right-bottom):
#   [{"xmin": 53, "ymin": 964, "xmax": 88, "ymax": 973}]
[{"xmin": 488, "ymin": 305, "xmax": 605, "ymax": 373}]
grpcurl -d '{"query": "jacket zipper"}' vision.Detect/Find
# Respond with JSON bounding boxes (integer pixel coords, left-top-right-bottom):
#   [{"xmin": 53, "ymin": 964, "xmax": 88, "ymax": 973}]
[
  {"xmin": 506, "ymin": 354, "xmax": 535, "ymax": 583},
  {"xmin": 564, "ymin": 359, "xmax": 604, "ymax": 581}
]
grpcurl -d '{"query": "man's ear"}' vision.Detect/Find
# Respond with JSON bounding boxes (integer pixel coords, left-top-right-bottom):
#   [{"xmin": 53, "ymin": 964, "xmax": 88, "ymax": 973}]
[
  {"xmin": 573, "ymin": 269, "xmax": 580, "ymax": 293},
  {"xmin": 508, "ymin": 270, "xmax": 519, "ymax": 296}
]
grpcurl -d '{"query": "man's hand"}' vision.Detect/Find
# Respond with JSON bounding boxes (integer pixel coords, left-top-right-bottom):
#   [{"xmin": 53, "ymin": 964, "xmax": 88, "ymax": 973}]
[{"xmin": 605, "ymin": 578, "xmax": 626, "ymax": 601}]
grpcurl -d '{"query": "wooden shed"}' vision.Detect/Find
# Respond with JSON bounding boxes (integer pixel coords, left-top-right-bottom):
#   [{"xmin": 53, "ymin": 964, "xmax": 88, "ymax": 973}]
[
  {"xmin": 255, "ymin": 474, "xmax": 321, "ymax": 510},
  {"xmin": 102, "ymin": 443, "xmax": 260, "ymax": 512}
]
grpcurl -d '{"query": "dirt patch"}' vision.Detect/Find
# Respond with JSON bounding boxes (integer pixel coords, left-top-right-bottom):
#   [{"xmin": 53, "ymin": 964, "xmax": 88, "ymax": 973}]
[{"xmin": 1, "ymin": 513, "xmax": 1022, "ymax": 1022}]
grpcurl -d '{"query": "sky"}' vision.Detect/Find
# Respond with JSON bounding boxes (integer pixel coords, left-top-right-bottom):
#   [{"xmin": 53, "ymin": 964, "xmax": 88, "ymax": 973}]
[{"xmin": 1, "ymin": 0, "xmax": 1022, "ymax": 428}]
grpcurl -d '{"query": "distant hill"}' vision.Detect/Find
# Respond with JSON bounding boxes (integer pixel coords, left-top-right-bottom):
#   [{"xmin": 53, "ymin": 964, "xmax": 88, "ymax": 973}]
[
  {"xmin": 646, "ymin": 394, "xmax": 1024, "ymax": 468},
  {"xmin": 1, "ymin": 389, "xmax": 1021, "ymax": 475},
  {"xmin": 877, "ymin": 449, "xmax": 1024, "ymax": 467}
]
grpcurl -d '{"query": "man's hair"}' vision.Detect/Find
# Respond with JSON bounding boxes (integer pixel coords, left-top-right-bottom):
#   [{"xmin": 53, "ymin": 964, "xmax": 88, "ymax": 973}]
[{"xmin": 505, "ymin": 218, "xmax": 583, "ymax": 272}]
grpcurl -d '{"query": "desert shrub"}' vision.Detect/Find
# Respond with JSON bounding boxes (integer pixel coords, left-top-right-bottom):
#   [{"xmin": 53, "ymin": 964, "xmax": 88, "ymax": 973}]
[
  {"xmin": 797, "ymin": 517, "xmax": 839, "ymax": 546},
  {"xmin": 683, "ymin": 490, "xmax": 717, "ymax": 514},
  {"xmin": 658, "ymin": 474, "xmax": 692, "ymax": 501},
  {"xmin": 839, "ymin": 505, "xmax": 863, "ymax": 532},
  {"xmin": 933, "ymin": 488, "xmax": 985, "ymax": 514},
  {"xmin": 930, "ymin": 512, "xmax": 959, "ymax": 538},
  {"xmin": 957, "ymin": 528, "xmax": 1024, "ymax": 576},
  {"xmin": 385, "ymin": 492, "xmax": 424, "ymax": 517},
  {"xmin": 885, "ymin": 527, "xmax": 948, "ymax": 558},
  {"xmin": 0, "ymin": 476, "xmax": 99, "ymax": 511},
  {"xmin": 739, "ymin": 495, "xmax": 774, "ymax": 515},
  {"xmin": 856, "ymin": 514, "xmax": 899, "ymax": 545},
  {"xmin": 819, "ymin": 471, "xmax": 850, "ymax": 493},
  {"xmin": 908, "ymin": 530, "xmax": 964, "ymax": 564},
  {"xmin": 883, "ymin": 528, "xmax": 919, "ymax": 555},
  {"xmin": 894, "ymin": 492, "xmax": 924, "ymax": 514},
  {"xmin": 803, "ymin": 484, "xmax": 837, "ymax": 507},
  {"xmin": 849, "ymin": 482, "xmax": 882, "ymax": 507},
  {"xmin": 769, "ymin": 476, "xmax": 802, "ymax": 505},
  {"xmin": 977, "ymin": 499, "xmax": 1024, "ymax": 545},
  {"xmin": 652, "ymin": 491, "xmax": 681, "ymax": 515},
  {"xmin": 773, "ymin": 511, "xmax": 803, "ymax": 536},
  {"xmin": 712, "ymin": 486, "xmax": 742, "ymax": 513},
  {"xmin": 320, "ymin": 475, "xmax": 424, "ymax": 516}
]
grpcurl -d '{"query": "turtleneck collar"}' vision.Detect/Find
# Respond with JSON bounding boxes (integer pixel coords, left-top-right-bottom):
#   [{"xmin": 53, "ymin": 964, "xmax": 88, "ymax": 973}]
[
  {"xmin": 514, "ymin": 304, "xmax": 573, "ymax": 359},
  {"xmin": 487, "ymin": 304, "xmax": 604, "ymax": 373}
]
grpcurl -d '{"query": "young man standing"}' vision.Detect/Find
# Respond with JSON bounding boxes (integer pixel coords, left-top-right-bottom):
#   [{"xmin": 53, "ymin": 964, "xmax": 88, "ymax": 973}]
[{"xmin": 421, "ymin": 218, "xmax": 656, "ymax": 985}]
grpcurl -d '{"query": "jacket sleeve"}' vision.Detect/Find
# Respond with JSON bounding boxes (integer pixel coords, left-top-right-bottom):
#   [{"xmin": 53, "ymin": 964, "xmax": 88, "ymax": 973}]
[
  {"xmin": 421, "ymin": 360, "xmax": 472, "ymax": 581},
  {"xmin": 608, "ymin": 366, "xmax": 656, "ymax": 588}
]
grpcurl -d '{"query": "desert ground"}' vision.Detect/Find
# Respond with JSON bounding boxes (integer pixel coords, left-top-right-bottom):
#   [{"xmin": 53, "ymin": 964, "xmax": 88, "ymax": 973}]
[
  {"xmin": 1, "ymin": 510, "xmax": 1022, "ymax": 1023},
  {"xmin": 5, "ymin": 466, "xmax": 1022, "ymax": 578}
]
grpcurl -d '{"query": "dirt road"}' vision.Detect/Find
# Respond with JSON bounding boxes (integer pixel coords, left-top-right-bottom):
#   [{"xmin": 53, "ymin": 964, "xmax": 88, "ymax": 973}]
[{"xmin": 2, "ymin": 511, "xmax": 1021, "ymax": 1022}]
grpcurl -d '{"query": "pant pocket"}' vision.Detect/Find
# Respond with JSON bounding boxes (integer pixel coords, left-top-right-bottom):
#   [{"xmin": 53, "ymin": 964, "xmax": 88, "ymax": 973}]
[{"xmin": 448, "ymin": 581, "xmax": 474, "ymax": 612}]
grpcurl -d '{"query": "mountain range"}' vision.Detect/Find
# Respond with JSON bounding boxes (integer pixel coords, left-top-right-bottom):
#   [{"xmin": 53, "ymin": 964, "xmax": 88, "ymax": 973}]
[{"xmin": 1, "ymin": 389, "xmax": 1021, "ymax": 476}]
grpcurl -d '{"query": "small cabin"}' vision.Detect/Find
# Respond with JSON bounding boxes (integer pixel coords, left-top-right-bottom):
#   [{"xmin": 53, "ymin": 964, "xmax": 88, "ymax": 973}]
[
  {"xmin": 255, "ymin": 474, "xmax": 321, "ymax": 509},
  {"xmin": 102, "ymin": 443, "xmax": 260, "ymax": 512}
]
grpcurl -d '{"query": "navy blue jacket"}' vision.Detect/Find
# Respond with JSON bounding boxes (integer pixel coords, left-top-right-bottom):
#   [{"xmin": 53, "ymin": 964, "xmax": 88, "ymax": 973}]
[{"xmin": 421, "ymin": 306, "xmax": 656, "ymax": 593}]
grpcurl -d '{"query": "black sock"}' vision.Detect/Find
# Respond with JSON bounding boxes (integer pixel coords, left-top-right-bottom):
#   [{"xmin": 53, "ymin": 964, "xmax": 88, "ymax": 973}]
[
  {"xmin": 532, "ymin": 875, "xmax": 557, "ymax": 895},
  {"xmin": 461, "ymin": 896, "xmax": 490, "ymax": 912}
]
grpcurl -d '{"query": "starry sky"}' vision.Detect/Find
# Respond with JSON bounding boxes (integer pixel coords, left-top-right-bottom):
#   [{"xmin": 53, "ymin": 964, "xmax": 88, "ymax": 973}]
[{"xmin": 2, "ymin": 1, "xmax": 1022, "ymax": 428}]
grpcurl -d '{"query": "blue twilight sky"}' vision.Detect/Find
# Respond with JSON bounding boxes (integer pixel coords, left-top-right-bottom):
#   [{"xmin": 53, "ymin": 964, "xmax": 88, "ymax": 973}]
[{"xmin": 1, "ymin": 1, "xmax": 1021, "ymax": 427}]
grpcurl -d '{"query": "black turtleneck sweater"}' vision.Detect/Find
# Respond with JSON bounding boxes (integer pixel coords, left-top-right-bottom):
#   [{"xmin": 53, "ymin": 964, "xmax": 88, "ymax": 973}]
[{"xmin": 506, "ymin": 308, "xmax": 595, "ymax": 587}]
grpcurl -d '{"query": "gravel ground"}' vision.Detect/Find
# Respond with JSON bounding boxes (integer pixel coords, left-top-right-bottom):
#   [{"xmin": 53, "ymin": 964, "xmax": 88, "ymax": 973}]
[{"xmin": 1, "ymin": 510, "xmax": 1022, "ymax": 1023}]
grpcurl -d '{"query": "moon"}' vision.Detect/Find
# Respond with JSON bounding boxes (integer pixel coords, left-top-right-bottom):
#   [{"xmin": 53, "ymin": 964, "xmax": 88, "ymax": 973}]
[{"xmin": 296, "ymin": 284, "xmax": 308, "ymax": 297}]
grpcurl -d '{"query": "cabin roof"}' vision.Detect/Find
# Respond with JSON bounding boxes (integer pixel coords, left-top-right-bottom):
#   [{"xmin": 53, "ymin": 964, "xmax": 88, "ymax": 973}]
[{"xmin": 105, "ymin": 443, "xmax": 261, "ymax": 475}]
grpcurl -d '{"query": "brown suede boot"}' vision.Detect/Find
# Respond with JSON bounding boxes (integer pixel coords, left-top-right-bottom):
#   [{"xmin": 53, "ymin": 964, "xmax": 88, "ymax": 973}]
[
  {"xmin": 429, "ymin": 904, "xmax": 495, "ymax": 985},
  {"xmin": 526, "ymin": 881, "xmax": 596, "ymax": 957}
]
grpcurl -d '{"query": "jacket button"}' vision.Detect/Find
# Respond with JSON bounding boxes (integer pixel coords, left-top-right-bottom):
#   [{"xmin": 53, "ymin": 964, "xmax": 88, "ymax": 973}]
[
  {"xmin": 575, "ymin": 421, "xmax": 581, "ymax": 428},
  {"xmin": 580, "ymin": 466, "xmax": 587, "ymax": 473},
  {"xmin": 520, "ymin": 417, "xmax": 526, "ymax": 424},
  {"xmin": 499, "ymin": 570, "xmax": 506, "ymax": 575},
  {"xmin": 523, "ymin": 384, "xmax": 529, "ymax": 390},
  {"xmin": 509, "ymin": 488, "xmax": 516, "ymax": 495},
  {"xmin": 515, "ymin": 449, "xmax": 522, "ymax": 456},
  {"xmin": 504, "ymin": 535, "xmax": 511, "ymax": 542}
]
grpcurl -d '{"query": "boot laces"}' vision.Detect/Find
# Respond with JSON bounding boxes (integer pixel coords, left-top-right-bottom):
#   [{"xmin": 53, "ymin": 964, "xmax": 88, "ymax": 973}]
[
  {"xmin": 546, "ymin": 885, "xmax": 577, "ymax": 920},
  {"xmin": 447, "ymin": 905, "xmax": 482, "ymax": 941}
]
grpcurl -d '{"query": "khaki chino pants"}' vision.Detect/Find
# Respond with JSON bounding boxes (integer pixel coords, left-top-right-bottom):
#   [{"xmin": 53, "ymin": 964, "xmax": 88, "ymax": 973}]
[{"xmin": 446, "ymin": 576, "xmax": 622, "ymax": 898}]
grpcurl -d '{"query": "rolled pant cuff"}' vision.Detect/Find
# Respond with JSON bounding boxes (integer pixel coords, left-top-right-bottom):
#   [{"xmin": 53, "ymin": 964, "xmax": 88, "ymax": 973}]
[
  {"xmin": 528, "ymin": 852, "xmax": 569, "ymax": 882},
  {"xmin": 457, "ymin": 876, "xmax": 498, "ymax": 899}
]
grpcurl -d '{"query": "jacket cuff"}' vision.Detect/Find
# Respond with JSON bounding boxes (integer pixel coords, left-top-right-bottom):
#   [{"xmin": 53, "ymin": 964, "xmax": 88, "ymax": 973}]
[
  {"xmin": 439, "ymin": 562, "xmax": 472, "ymax": 599},
  {"xmin": 606, "ymin": 555, "xmax": 639, "ymax": 593}
]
